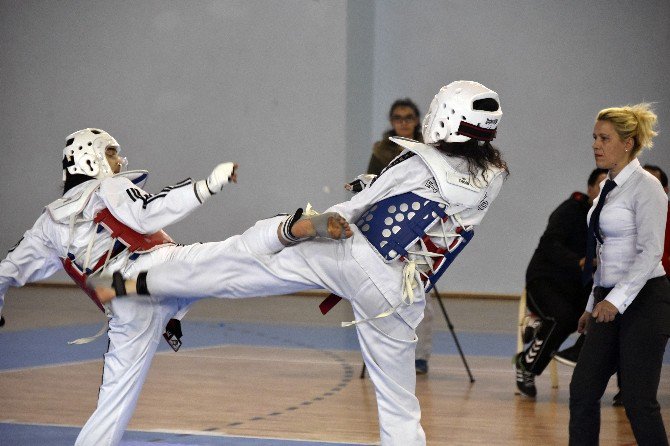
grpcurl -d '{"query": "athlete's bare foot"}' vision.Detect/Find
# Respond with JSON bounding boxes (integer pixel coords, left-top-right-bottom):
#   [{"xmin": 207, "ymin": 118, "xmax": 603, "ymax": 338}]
[
  {"xmin": 278, "ymin": 209, "xmax": 354, "ymax": 246},
  {"xmin": 327, "ymin": 214, "xmax": 354, "ymax": 239},
  {"xmin": 291, "ymin": 212, "xmax": 353, "ymax": 240}
]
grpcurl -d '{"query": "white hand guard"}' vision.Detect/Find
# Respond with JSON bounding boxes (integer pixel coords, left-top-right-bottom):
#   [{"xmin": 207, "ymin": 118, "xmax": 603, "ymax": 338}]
[{"xmin": 195, "ymin": 162, "xmax": 236, "ymax": 203}]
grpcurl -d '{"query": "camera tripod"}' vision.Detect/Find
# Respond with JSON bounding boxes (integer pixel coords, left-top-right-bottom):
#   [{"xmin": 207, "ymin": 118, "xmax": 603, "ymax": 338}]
[{"xmin": 359, "ymin": 286, "xmax": 475, "ymax": 383}]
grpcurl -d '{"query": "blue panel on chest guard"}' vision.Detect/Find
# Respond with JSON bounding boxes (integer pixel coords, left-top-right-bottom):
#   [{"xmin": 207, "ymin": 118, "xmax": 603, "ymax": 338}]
[{"xmin": 355, "ymin": 192, "xmax": 448, "ymax": 261}]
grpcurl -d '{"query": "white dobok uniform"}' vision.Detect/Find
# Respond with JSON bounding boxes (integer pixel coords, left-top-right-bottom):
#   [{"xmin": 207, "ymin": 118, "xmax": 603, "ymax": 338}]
[
  {"xmin": 141, "ymin": 138, "xmax": 507, "ymax": 446},
  {"xmin": 0, "ymin": 172, "xmax": 284, "ymax": 446}
]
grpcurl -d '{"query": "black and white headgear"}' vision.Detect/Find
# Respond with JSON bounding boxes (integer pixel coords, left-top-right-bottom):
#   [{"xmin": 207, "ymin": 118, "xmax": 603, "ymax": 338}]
[
  {"xmin": 422, "ymin": 81, "xmax": 502, "ymax": 144},
  {"xmin": 62, "ymin": 128, "xmax": 121, "ymax": 180}
]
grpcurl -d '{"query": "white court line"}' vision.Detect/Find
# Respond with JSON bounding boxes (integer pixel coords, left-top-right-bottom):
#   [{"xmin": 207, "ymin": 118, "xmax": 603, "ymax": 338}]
[{"xmin": 0, "ymin": 344, "xmax": 354, "ymax": 373}]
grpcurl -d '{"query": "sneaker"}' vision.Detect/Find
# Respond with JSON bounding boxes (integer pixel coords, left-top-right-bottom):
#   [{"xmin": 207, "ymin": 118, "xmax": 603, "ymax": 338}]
[
  {"xmin": 515, "ymin": 353, "xmax": 537, "ymax": 398},
  {"xmin": 612, "ymin": 391, "xmax": 623, "ymax": 407},
  {"xmin": 554, "ymin": 344, "xmax": 581, "ymax": 367},
  {"xmin": 415, "ymin": 359, "xmax": 428, "ymax": 375}
]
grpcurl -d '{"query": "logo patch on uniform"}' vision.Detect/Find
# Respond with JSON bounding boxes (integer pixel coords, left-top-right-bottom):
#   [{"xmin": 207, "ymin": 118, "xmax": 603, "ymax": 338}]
[
  {"xmin": 478, "ymin": 192, "xmax": 489, "ymax": 210},
  {"xmin": 424, "ymin": 178, "xmax": 439, "ymax": 193},
  {"xmin": 446, "ymin": 172, "xmax": 480, "ymax": 192}
]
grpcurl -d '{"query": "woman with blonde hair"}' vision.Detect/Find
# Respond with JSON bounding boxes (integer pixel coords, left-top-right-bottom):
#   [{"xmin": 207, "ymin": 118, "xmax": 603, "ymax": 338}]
[{"xmin": 569, "ymin": 103, "xmax": 670, "ymax": 445}]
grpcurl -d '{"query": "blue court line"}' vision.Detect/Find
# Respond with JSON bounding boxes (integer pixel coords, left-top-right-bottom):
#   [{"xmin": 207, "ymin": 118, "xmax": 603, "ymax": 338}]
[
  {"xmin": 0, "ymin": 321, "xmax": 519, "ymax": 370},
  {"xmin": 0, "ymin": 423, "xmax": 372, "ymax": 446},
  {"xmin": 1, "ymin": 321, "xmax": 668, "ymax": 371}
]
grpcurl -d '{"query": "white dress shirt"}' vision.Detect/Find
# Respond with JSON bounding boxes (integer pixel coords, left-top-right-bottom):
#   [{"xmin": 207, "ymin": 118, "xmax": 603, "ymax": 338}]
[{"xmin": 586, "ymin": 158, "xmax": 668, "ymax": 313}]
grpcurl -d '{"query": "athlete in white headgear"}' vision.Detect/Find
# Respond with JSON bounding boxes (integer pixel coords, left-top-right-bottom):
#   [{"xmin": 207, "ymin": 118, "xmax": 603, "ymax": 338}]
[
  {"xmin": 0, "ymin": 128, "xmax": 351, "ymax": 446},
  {"xmin": 422, "ymin": 80, "xmax": 502, "ymax": 144},
  {"xmin": 62, "ymin": 128, "xmax": 125, "ymax": 180},
  {"xmin": 94, "ymin": 81, "xmax": 509, "ymax": 446}
]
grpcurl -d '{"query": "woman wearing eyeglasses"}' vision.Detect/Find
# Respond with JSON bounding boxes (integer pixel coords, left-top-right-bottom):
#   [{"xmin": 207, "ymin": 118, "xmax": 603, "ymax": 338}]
[{"xmin": 367, "ymin": 98, "xmax": 423, "ymax": 175}]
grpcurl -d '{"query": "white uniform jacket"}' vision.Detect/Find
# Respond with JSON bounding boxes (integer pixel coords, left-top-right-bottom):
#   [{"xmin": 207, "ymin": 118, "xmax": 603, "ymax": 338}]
[
  {"xmin": 0, "ymin": 173, "xmax": 201, "ymax": 317},
  {"xmin": 327, "ymin": 138, "xmax": 506, "ymax": 328}
]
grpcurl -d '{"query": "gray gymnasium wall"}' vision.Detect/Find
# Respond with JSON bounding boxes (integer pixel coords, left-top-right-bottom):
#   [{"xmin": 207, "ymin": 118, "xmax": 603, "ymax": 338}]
[
  {"xmin": 1, "ymin": 1, "xmax": 669, "ymax": 294},
  {"xmin": 0, "ymin": 0, "xmax": 350, "ymax": 267},
  {"xmin": 366, "ymin": 0, "xmax": 670, "ymax": 294}
]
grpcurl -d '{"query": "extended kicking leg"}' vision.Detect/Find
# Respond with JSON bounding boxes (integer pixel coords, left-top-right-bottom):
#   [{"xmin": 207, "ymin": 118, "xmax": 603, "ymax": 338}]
[{"xmin": 91, "ymin": 209, "xmax": 352, "ymax": 301}]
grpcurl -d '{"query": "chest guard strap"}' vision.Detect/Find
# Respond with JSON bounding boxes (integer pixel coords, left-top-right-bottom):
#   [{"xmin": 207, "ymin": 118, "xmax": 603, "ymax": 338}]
[
  {"xmin": 355, "ymin": 192, "xmax": 474, "ymax": 292},
  {"xmin": 62, "ymin": 208, "xmax": 175, "ymax": 313},
  {"xmin": 413, "ymin": 225, "xmax": 473, "ymax": 293}
]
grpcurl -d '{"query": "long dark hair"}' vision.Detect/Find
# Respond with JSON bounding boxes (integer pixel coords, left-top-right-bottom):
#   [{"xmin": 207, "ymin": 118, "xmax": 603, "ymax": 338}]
[
  {"xmin": 433, "ymin": 139, "xmax": 508, "ymax": 183},
  {"xmin": 62, "ymin": 170, "xmax": 93, "ymax": 194},
  {"xmin": 62, "ymin": 152, "xmax": 98, "ymax": 193}
]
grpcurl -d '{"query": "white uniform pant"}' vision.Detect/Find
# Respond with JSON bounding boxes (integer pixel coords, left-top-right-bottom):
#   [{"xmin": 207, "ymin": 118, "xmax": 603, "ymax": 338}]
[
  {"xmin": 76, "ymin": 217, "xmax": 289, "ymax": 445},
  {"xmin": 144, "ymin": 216, "xmax": 427, "ymax": 446},
  {"xmin": 75, "ymin": 237, "xmax": 260, "ymax": 446},
  {"xmin": 415, "ymin": 296, "xmax": 435, "ymax": 361}
]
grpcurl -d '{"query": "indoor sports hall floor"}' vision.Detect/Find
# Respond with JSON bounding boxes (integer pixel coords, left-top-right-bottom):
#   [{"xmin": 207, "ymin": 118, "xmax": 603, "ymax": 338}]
[{"xmin": 1, "ymin": 285, "xmax": 668, "ymax": 445}]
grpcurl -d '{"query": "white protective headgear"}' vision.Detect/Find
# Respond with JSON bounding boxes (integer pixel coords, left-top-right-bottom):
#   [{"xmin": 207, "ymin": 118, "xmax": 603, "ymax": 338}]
[
  {"xmin": 62, "ymin": 128, "xmax": 122, "ymax": 180},
  {"xmin": 422, "ymin": 81, "xmax": 502, "ymax": 144}
]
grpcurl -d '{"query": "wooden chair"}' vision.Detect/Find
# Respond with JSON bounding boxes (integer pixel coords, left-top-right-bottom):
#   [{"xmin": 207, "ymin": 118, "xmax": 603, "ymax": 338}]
[{"xmin": 517, "ymin": 288, "xmax": 559, "ymax": 389}]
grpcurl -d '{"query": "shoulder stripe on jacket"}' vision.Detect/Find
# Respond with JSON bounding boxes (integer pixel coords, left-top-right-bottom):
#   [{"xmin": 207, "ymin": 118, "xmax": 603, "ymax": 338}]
[{"xmin": 125, "ymin": 179, "xmax": 193, "ymax": 210}]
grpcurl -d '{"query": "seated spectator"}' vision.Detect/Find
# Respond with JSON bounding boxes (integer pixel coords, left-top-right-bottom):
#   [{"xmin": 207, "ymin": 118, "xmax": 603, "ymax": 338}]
[{"xmin": 515, "ymin": 168, "xmax": 608, "ymax": 398}]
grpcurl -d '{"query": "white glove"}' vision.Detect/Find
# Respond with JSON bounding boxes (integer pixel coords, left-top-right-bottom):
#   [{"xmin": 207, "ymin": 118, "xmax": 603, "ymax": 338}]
[{"xmin": 195, "ymin": 162, "xmax": 237, "ymax": 203}]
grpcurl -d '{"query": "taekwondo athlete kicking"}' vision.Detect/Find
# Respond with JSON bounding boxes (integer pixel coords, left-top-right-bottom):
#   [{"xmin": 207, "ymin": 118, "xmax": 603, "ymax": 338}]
[
  {"xmin": 0, "ymin": 128, "xmax": 350, "ymax": 446},
  {"xmin": 93, "ymin": 81, "xmax": 509, "ymax": 446}
]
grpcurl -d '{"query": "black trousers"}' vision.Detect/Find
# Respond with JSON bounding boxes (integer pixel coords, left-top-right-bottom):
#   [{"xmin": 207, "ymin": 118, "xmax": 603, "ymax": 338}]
[
  {"xmin": 569, "ymin": 276, "xmax": 670, "ymax": 446},
  {"xmin": 523, "ymin": 278, "xmax": 589, "ymax": 375}
]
